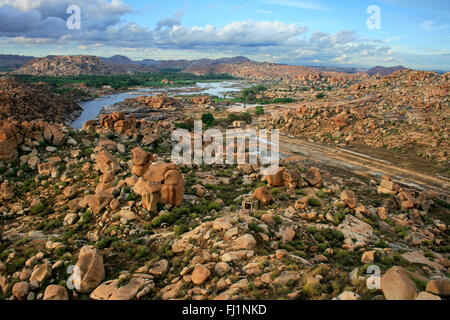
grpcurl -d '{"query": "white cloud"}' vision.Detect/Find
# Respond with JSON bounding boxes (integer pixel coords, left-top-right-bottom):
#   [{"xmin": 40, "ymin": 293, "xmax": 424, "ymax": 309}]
[
  {"xmin": 261, "ymin": 0, "xmax": 328, "ymax": 11},
  {"xmin": 0, "ymin": 0, "xmax": 393, "ymax": 67},
  {"xmin": 420, "ymin": 20, "xmax": 448, "ymax": 31}
]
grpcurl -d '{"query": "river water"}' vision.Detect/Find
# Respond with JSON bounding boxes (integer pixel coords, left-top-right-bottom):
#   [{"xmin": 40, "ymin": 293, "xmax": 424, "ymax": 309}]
[{"xmin": 71, "ymin": 81, "xmax": 250, "ymax": 129}]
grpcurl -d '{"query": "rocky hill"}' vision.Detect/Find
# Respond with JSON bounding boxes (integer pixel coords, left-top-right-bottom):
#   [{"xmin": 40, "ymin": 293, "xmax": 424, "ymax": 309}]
[
  {"xmin": 183, "ymin": 60, "xmax": 368, "ymax": 86},
  {"xmin": 0, "ymin": 76, "xmax": 82, "ymax": 123},
  {"xmin": 267, "ymin": 70, "xmax": 449, "ymax": 170},
  {"xmin": 13, "ymin": 55, "xmax": 157, "ymax": 76},
  {"xmin": 0, "ymin": 55, "xmax": 34, "ymax": 70},
  {"xmin": 367, "ymin": 65, "xmax": 408, "ymax": 76}
]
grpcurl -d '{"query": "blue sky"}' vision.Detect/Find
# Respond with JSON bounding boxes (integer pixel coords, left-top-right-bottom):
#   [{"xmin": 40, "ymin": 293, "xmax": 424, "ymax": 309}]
[{"xmin": 0, "ymin": 0, "xmax": 448, "ymax": 70}]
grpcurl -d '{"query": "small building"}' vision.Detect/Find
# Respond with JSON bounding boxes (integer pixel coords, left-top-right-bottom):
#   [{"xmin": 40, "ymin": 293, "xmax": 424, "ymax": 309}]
[{"xmin": 242, "ymin": 197, "xmax": 260, "ymax": 211}]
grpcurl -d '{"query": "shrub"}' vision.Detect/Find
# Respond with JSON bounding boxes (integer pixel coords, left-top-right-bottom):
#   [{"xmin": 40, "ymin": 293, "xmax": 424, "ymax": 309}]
[
  {"xmin": 30, "ymin": 202, "xmax": 46, "ymax": 215},
  {"xmin": 316, "ymin": 93, "xmax": 325, "ymax": 99},
  {"xmin": 174, "ymin": 224, "xmax": 190, "ymax": 236},
  {"xmin": 308, "ymin": 197, "xmax": 321, "ymax": 206},
  {"xmin": 201, "ymin": 113, "xmax": 215, "ymax": 127},
  {"xmin": 136, "ymin": 246, "xmax": 150, "ymax": 259},
  {"xmin": 255, "ymin": 106, "xmax": 265, "ymax": 115}
]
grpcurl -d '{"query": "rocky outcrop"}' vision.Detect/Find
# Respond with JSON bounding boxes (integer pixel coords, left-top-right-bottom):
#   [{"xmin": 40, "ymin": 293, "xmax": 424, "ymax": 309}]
[
  {"xmin": 0, "ymin": 76, "xmax": 81, "ymax": 123},
  {"xmin": 135, "ymin": 94, "xmax": 179, "ymax": 110},
  {"xmin": 131, "ymin": 149, "xmax": 185, "ymax": 211}
]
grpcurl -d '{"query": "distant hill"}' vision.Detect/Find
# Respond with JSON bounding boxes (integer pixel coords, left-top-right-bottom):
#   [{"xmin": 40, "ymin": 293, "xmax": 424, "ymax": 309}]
[
  {"xmin": 115, "ymin": 55, "xmax": 251, "ymax": 70},
  {"xmin": 100, "ymin": 55, "xmax": 134, "ymax": 65},
  {"xmin": 0, "ymin": 54, "xmax": 34, "ymax": 70},
  {"xmin": 310, "ymin": 66, "xmax": 368, "ymax": 74},
  {"xmin": 13, "ymin": 55, "xmax": 158, "ymax": 76},
  {"xmin": 366, "ymin": 65, "xmax": 408, "ymax": 76},
  {"xmin": 0, "ymin": 75, "xmax": 81, "ymax": 122}
]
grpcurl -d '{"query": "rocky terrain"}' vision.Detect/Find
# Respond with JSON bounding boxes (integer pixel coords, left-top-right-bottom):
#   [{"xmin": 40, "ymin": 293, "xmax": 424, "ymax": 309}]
[
  {"xmin": 0, "ymin": 76, "xmax": 82, "ymax": 124},
  {"xmin": 0, "ymin": 55, "xmax": 448, "ymax": 302},
  {"xmin": 0, "ymin": 104, "xmax": 448, "ymax": 301},
  {"xmin": 13, "ymin": 56, "xmax": 158, "ymax": 77},
  {"xmin": 266, "ymin": 70, "xmax": 449, "ymax": 174}
]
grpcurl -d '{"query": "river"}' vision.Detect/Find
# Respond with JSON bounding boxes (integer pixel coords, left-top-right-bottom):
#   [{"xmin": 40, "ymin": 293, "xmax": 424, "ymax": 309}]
[{"xmin": 71, "ymin": 81, "xmax": 251, "ymax": 129}]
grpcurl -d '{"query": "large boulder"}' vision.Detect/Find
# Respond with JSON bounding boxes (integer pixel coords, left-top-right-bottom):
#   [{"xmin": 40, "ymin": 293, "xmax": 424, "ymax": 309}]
[
  {"xmin": 266, "ymin": 167, "xmax": 285, "ymax": 187},
  {"xmin": 305, "ymin": 167, "xmax": 323, "ymax": 187},
  {"xmin": 85, "ymin": 191, "xmax": 114, "ymax": 215},
  {"xmin": 74, "ymin": 246, "xmax": 105, "ymax": 294},
  {"xmin": 426, "ymin": 278, "xmax": 450, "ymax": 296},
  {"xmin": 95, "ymin": 151, "xmax": 120, "ymax": 175},
  {"xmin": 43, "ymin": 285, "xmax": 69, "ymax": 300},
  {"xmin": 253, "ymin": 187, "xmax": 273, "ymax": 206},
  {"xmin": 192, "ymin": 265, "xmax": 211, "ymax": 285},
  {"xmin": 0, "ymin": 181, "xmax": 14, "ymax": 200},
  {"xmin": 381, "ymin": 267, "xmax": 419, "ymax": 300},
  {"xmin": 90, "ymin": 278, "xmax": 151, "ymax": 300},
  {"xmin": 30, "ymin": 263, "xmax": 52, "ymax": 285},
  {"xmin": 131, "ymin": 147, "xmax": 153, "ymax": 177},
  {"xmin": 12, "ymin": 282, "xmax": 30, "ymax": 300},
  {"xmin": 0, "ymin": 122, "xmax": 19, "ymax": 162},
  {"xmin": 341, "ymin": 189, "xmax": 357, "ymax": 209}
]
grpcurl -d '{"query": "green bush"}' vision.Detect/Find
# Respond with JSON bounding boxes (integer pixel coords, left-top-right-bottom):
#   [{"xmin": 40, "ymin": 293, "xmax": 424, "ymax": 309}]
[
  {"xmin": 308, "ymin": 197, "xmax": 321, "ymax": 206},
  {"xmin": 201, "ymin": 113, "xmax": 215, "ymax": 127},
  {"xmin": 255, "ymin": 106, "xmax": 265, "ymax": 115},
  {"xmin": 174, "ymin": 224, "xmax": 190, "ymax": 236},
  {"xmin": 316, "ymin": 93, "xmax": 325, "ymax": 99},
  {"xmin": 30, "ymin": 202, "xmax": 46, "ymax": 215},
  {"xmin": 136, "ymin": 246, "xmax": 150, "ymax": 259}
]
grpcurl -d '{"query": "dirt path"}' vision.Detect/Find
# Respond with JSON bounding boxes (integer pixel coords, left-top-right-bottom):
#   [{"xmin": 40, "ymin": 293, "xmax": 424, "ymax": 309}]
[{"xmin": 277, "ymin": 134, "xmax": 449, "ymax": 197}]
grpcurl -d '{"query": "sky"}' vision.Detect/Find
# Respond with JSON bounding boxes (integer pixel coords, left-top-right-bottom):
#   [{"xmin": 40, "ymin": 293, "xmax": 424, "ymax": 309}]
[{"xmin": 0, "ymin": 0, "xmax": 448, "ymax": 70}]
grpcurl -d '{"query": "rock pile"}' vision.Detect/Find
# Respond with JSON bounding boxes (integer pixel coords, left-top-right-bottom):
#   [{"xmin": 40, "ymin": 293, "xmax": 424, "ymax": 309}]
[
  {"xmin": 131, "ymin": 147, "xmax": 185, "ymax": 211},
  {"xmin": 0, "ymin": 119, "xmax": 67, "ymax": 163}
]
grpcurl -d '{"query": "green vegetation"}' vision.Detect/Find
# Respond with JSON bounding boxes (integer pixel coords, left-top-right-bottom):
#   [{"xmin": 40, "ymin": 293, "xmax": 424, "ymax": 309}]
[
  {"xmin": 235, "ymin": 85, "xmax": 296, "ymax": 104},
  {"xmin": 201, "ymin": 113, "xmax": 216, "ymax": 127},
  {"xmin": 255, "ymin": 106, "xmax": 265, "ymax": 116},
  {"xmin": 226, "ymin": 112, "xmax": 253, "ymax": 124},
  {"xmin": 14, "ymin": 72, "xmax": 236, "ymax": 91}
]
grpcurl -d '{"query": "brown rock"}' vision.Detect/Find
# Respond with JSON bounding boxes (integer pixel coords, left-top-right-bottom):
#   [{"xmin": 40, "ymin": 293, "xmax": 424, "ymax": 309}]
[
  {"xmin": 305, "ymin": 167, "xmax": 323, "ymax": 187},
  {"xmin": 12, "ymin": 282, "xmax": 30, "ymax": 299},
  {"xmin": 266, "ymin": 167, "xmax": 285, "ymax": 187},
  {"xmin": 426, "ymin": 278, "xmax": 450, "ymax": 296},
  {"xmin": 192, "ymin": 265, "xmax": 210, "ymax": 285},
  {"xmin": 96, "ymin": 151, "xmax": 120, "ymax": 174},
  {"xmin": 74, "ymin": 246, "xmax": 105, "ymax": 294},
  {"xmin": 43, "ymin": 285, "xmax": 69, "ymax": 300},
  {"xmin": 232, "ymin": 234, "xmax": 257, "ymax": 250},
  {"xmin": 30, "ymin": 263, "xmax": 52, "ymax": 285},
  {"xmin": 381, "ymin": 267, "xmax": 419, "ymax": 300},
  {"xmin": 341, "ymin": 189, "xmax": 357, "ymax": 209},
  {"xmin": 0, "ymin": 181, "xmax": 14, "ymax": 200},
  {"xmin": 253, "ymin": 187, "xmax": 274, "ymax": 206},
  {"xmin": 85, "ymin": 191, "xmax": 114, "ymax": 215}
]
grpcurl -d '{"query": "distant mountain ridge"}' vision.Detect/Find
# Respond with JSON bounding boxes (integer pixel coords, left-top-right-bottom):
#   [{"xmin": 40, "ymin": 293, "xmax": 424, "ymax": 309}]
[
  {"xmin": 0, "ymin": 54, "xmax": 34, "ymax": 70},
  {"xmin": 366, "ymin": 65, "xmax": 408, "ymax": 76},
  {"xmin": 12, "ymin": 55, "xmax": 158, "ymax": 76},
  {"xmin": 0, "ymin": 53, "xmax": 419, "ymax": 77},
  {"xmin": 100, "ymin": 55, "xmax": 251, "ymax": 70}
]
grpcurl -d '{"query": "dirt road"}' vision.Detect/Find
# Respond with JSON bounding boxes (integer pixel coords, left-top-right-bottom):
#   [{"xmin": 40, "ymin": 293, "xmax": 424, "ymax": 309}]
[{"xmin": 277, "ymin": 134, "xmax": 449, "ymax": 197}]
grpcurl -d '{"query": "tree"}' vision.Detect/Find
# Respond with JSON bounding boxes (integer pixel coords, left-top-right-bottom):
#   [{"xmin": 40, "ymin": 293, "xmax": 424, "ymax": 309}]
[{"xmin": 201, "ymin": 113, "xmax": 215, "ymax": 127}]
